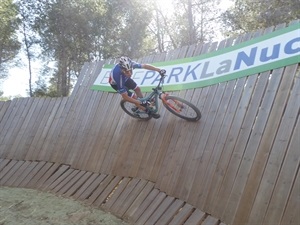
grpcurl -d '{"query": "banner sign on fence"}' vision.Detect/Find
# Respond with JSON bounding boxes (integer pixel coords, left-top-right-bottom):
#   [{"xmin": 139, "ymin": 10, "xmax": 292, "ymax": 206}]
[{"xmin": 91, "ymin": 23, "xmax": 300, "ymax": 92}]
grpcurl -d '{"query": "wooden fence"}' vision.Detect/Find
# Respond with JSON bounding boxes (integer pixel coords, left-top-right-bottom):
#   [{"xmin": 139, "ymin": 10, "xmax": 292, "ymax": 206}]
[{"xmin": 0, "ymin": 20, "xmax": 299, "ymax": 225}]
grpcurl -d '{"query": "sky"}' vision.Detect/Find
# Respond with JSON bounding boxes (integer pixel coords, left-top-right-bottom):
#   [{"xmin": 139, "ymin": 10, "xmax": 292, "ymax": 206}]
[
  {"xmin": 1, "ymin": 0, "xmax": 233, "ymax": 98},
  {"xmin": 1, "ymin": 59, "xmax": 42, "ymax": 97}
]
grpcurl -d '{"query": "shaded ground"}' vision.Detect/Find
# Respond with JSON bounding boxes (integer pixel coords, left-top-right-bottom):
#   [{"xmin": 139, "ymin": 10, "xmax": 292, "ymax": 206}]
[{"xmin": 0, "ymin": 187, "xmax": 129, "ymax": 225}]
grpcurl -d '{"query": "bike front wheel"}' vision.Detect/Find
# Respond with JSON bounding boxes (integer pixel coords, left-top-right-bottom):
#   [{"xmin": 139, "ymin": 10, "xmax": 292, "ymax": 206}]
[
  {"xmin": 120, "ymin": 99, "xmax": 152, "ymax": 121},
  {"xmin": 162, "ymin": 95, "xmax": 201, "ymax": 121}
]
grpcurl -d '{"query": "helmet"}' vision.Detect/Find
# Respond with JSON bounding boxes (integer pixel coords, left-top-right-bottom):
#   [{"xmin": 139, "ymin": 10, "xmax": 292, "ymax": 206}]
[{"xmin": 119, "ymin": 56, "xmax": 133, "ymax": 70}]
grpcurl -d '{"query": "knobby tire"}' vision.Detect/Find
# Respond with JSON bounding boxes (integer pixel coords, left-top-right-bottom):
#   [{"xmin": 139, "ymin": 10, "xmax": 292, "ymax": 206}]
[
  {"xmin": 120, "ymin": 99, "xmax": 152, "ymax": 121},
  {"xmin": 162, "ymin": 95, "xmax": 201, "ymax": 121}
]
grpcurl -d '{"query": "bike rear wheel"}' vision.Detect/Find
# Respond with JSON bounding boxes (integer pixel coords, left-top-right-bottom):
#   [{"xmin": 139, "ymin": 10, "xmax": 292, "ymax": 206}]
[
  {"xmin": 120, "ymin": 99, "xmax": 152, "ymax": 121},
  {"xmin": 162, "ymin": 95, "xmax": 201, "ymax": 121}
]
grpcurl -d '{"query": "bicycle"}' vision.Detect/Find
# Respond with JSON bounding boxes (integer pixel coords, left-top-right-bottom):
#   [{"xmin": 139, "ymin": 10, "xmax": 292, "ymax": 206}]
[{"xmin": 120, "ymin": 74, "xmax": 201, "ymax": 121}]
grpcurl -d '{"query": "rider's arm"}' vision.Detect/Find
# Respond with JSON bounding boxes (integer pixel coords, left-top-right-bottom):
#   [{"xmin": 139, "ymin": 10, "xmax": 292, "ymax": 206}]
[{"xmin": 141, "ymin": 64, "xmax": 161, "ymax": 72}]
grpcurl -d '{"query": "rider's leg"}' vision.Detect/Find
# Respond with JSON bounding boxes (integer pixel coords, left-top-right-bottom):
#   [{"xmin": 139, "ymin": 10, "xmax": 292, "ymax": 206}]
[
  {"xmin": 133, "ymin": 86, "xmax": 143, "ymax": 98},
  {"xmin": 125, "ymin": 78, "xmax": 143, "ymax": 98}
]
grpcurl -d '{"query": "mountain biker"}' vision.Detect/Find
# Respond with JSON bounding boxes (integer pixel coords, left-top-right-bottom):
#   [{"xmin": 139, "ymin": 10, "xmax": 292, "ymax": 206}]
[{"xmin": 109, "ymin": 56, "xmax": 166, "ymax": 118}]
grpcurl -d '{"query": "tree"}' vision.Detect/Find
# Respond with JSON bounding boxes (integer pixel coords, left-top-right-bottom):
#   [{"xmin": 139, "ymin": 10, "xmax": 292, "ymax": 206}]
[
  {"xmin": 35, "ymin": 0, "xmax": 106, "ymax": 96},
  {"xmin": 148, "ymin": 0, "xmax": 222, "ymax": 52},
  {"xmin": 17, "ymin": 0, "xmax": 41, "ymax": 97},
  {"xmin": 32, "ymin": 0, "xmax": 154, "ymax": 96},
  {"xmin": 221, "ymin": 0, "xmax": 300, "ymax": 34},
  {"xmin": 0, "ymin": 0, "xmax": 21, "ymax": 79}
]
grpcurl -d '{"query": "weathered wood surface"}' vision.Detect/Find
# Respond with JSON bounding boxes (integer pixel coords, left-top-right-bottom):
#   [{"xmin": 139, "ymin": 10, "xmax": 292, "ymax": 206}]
[
  {"xmin": 0, "ymin": 160, "xmax": 225, "ymax": 225},
  {"xmin": 0, "ymin": 21, "xmax": 299, "ymax": 225}
]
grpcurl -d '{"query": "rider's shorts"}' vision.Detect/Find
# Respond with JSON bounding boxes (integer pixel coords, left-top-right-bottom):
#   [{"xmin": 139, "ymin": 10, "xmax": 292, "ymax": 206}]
[{"xmin": 110, "ymin": 78, "xmax": 138, "ymax": 98}]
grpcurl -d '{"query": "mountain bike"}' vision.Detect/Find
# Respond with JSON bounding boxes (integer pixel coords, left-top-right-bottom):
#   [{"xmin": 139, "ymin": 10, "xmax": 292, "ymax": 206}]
[{"xmin": 120, "ymin": 74, "xmax": 201, "ymax": 121}]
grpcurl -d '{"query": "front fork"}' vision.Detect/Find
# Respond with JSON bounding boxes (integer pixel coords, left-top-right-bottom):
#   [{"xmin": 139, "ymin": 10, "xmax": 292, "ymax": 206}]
[{"xmin": 159, "ymin": 92, "xmax": 168, "ymax": 103}]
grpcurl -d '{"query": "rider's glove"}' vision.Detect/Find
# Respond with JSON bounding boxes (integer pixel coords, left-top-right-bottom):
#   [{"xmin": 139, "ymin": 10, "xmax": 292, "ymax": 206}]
[{"xmin": 159, "ymin": 69, "xmax": 166, "ymax": 76}]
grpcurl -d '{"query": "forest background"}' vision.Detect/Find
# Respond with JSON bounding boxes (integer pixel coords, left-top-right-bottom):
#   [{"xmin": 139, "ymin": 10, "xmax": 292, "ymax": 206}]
[{"xmin": 0, "ymin": 0, "xmax": 299, "ymax": 100}]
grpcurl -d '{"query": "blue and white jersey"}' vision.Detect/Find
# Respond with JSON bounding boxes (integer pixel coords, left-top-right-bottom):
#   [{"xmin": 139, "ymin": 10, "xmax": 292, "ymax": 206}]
[{"xmin": 109, "ymin": 62, "xmax": 142, "ymax": 94}]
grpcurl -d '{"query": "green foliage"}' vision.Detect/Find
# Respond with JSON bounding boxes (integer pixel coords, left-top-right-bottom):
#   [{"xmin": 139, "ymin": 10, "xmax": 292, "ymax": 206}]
[
  {"xmin": 0, "ymin": 0, "xmax": 21, "ymax": 79},
  {"xmin": 221, "ymin": 0, "xmax": 300, "ymax": 34},
  {"xmin": 5, "ymin": 0, "xmax": 297, "ymax": 98}
]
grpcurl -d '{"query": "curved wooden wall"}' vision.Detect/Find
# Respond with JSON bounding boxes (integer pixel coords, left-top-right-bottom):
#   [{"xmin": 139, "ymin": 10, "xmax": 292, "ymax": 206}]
[{"xmin": 0, "ymin": 21, "xmax": 299, "ymax": 225}]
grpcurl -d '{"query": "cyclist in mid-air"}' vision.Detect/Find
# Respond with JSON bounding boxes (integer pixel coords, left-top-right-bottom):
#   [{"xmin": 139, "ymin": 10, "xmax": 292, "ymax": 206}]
[{"xmin": 109, "ymin": 56, "xmax": 166, "ymax": 118}]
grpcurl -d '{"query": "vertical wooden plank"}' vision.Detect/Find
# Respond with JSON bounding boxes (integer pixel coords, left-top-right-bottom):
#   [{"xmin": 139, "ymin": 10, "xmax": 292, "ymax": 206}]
[
  {"xmin": 123, "ymin": 182, "xmax": 155, "ymax": 221},
  {"xmin": 154, "ymin": 199, "xmax": 185, "ymax": 225},
  {"xmin": 109, "ymin": 178, "xmax": 141, "ymax": 213},
  {"xmin": 0, "ymin": 98, "xmax": 19, "ymax": 140},
  {"xmin": 17, "ymin": 98, "xmax": 52, "ymax": 160},
  {"xmin": 85, "ymin": 174, "xmax": 115, "ymax": 205},
  {"xmin": 227, "ymin": 62, "xmax": 296, "ymax": 224},
  {"xmin": 110, "ymin": 118, "xmax": 146, "ymax": 176},
  {"xmin": 92, "ymin": 176, "xmax": 123, "ymax": 207},
  {"xmin": 45, "ymin": 168, "xmax": 75, "ymax": 191},
  {"xmin": 170, "ymin": 80, "xmax": 226, "ymax": 197},
  {"xmin": 52, "ymin": 170, "xmax": 82, "ymax": 194},
  {"xmin": 98, "ymin": 95, "xmax": 135, "ymax": 174},
  {"xmin": 183, "ymin": 209, "xmax": 206, "ymax": 225},
  {"xmin": 0, "ymin": 98, "xmax": 30, "ymax": 157},
  {"xmin": 0, "ymin": 160, "xmax": 18, "ymax": 181},
  {"xmin": 168, "ymin": 204, "xmax": 194, "ymax": 225},
  {"xmin": 75, "ymin": 173, "xmax": 107, "ymax": 201},
  {"xmin": 38, "ymin": 97, "xmax": 68, "ymax": 161},
  {"xmin": 128, "ymin": 188, "xmax": 160, "ymax": 223},
  {"xmin": 50, "ymin": 62, "xmax": 100, "ymax": 163},
  {"xmin": 151, "ymin": 42, "xmax": 204, "ymax": 190},
  {"xmin": 78, "ymin": 92, "xmax": 113, "ymax": 171},
  {"xmin": 6, "ymin": 98, "xmax": 42, "ymax": 159},
  {"xmin": 62, "ymin": 171, "xmax": 93, "ymax": 197},
  {"xmin": 208, "ymin": 70, "xmax": 269, "ymax": 214},
  {"xmin": 36, "ymin": 163, "xmax": 61, "ymax": 189},
  {"xmin": 114, "ymin": 179, "xmax": 148, "ymax": 218},
  {"xmin": 24, "ymin": 98, "xmax": 57, "ymax": 160},
  {"xmin": 0, "ymin": 159, "xmax": 12, "ymax": 173},
  {"xmin": 164, "ymin": 87, "xmax": 202, "ymax": 192},
  {"xmin": 38, "ymin": 164, "xmax": 69, "ymax": 190},
  {"xmin": 68, "ymin": 62, "xmax": 90, "ymax": 99},
  {"xmin": 171, "ymin": 84, "xmax": 213, "ymax": 201},
  {"xmin": 91, "ymin": 94, "xmax": 124, "ymax": 172},
  {"xmin": 3, "ymin": 160, "xmax": 32, "ymax": 186},
  {"xmin": 200, "ymin": 72, "xmax": 258, "ymax": 210},
  {"xmin": 145, "ymin": 196, "xmax": 175, "ymax": 224},
  {"xmin": 26, "ymin": 162, "xmax": 54, "ymax": 188},
  {"xmin": 268, "ymin": 124, "xmax": 300, "ymax": 225},
  {"xmin": 0, "ymin": 101, "xmax": 11, "ymax": 124},
  {"xmin": 193, "ymin": 80, "xmax": 237, "ymax": 205},
  {"xmin": 68, "ymin": 90, "xmax": 104, "ymax": 169},
  {"xmin": 188, "ymin": 79, "xmax": 245, "ymax": 208},
  {"xmin": 248, "ymin": 78, "xmax": 300, "ymax": 225},
  {"xmin": 280, "ymin": 162, "xmax": 300, "ymax": 225},
  {"xmin": 221, "ymin": 66, "xmax": 286, "ymax": 224},
  {"xmin": 154, "ymin": 40, "xmax": 218, "ymax": 202},
  {"xmin": 15, "ymin": 161, "xmax": 40, "ymax": 187},
  {"xmin": 134, "ymin": 53, "xmax": 172, "ymax": 180},
  {"xmin": 101, "ymin": 177, "xmax": 131, "ymax": 210},
  {"xmin": 135, "ymin": 192, "xmax": 167, "ymax": 225},
  {"xmin": 0, "ymin": 160, "xmax": 25, "ymax": 185},
  {"xmin": 60, "ymin": 68, "xmax": 101, "ymax": 164},
  {"xmin": 62, "ymin": 63, "xmax": 105, "ymax": 165},
  {"xmin": 201, "ymin": 215, "xmax": 219, "ymax": 225},
  {"xmin": 179, "ymin": 37, "xmax": 233, "ymax": 202}
]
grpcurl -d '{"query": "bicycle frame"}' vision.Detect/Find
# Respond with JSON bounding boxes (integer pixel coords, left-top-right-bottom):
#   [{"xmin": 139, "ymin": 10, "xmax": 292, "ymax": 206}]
[
  {"xmin": 120, "ymin": 74, "xmax": 201, "ymax": 121},
  {"xmin": 138, "ymin": 75, "xmax": 167, "ymax": 113}
]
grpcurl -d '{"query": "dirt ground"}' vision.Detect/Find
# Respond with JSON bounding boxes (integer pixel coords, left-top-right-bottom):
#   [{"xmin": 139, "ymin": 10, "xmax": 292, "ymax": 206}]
[{"xmin": 0, "ymin": 187, "xmax": 130, "ymax": 225}]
